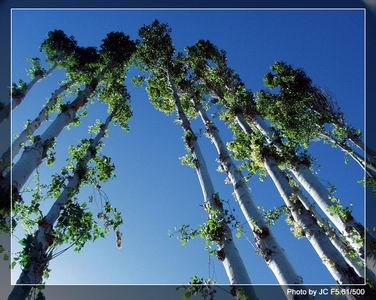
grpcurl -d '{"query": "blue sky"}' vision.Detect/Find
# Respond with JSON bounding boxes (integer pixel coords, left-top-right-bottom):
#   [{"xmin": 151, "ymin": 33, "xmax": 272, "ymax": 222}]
[{"xmin": 11, "ymin": 9, "xmax": 364, "ymax": 285}]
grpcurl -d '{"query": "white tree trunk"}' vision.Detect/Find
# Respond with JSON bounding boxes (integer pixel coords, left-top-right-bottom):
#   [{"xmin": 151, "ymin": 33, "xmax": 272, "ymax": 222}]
[
  {"xmin": 10, "ymin": 84, "xmax": 95, "ymax": 194},
  {"xmin": 319, "ymin": 132, "xmax": 376, "ymax": 178},
  {"xmin": 291, "ymin": 165, "xmax": 364, "ymax": 256},
  {"xmin": 237, "ymin": 112, "xmax": 376, "ymax": 284},
  {"xmin": 167, "ymin": 75, "xmax": 256, "ymax": 299},
  {"xmin": 196, "ymin": 102, "xmax": 304, "ymax": 286},
  {"xmin": 9, "ymin": 115, "xmax": 112, "ymax": 300},
  {"xmin": 264, "ymin": 156, "xmax": 363, "ymax": 285},
  {"xmin": 238, "ymin": 113, "xmax": 368, "ymax": 258},
  {"xmin": 295, "ymin": 187, "xmax": 364, "ymax": 275},
  {"xmin": 0, "ymin": 81, "xmax": 74, "ymax": 174},
  {"xmin": 12, "ymin": 65, "xmax": 56, "ymax": 111},
  {"xmin": 346, "ymin": 133, "xmax": 376, "ymax": 160}
]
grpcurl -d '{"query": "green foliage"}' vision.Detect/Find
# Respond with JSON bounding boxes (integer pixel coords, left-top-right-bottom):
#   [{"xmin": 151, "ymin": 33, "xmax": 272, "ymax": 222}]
[
  {"xmin": 42, "ymin": 138, "xmax": 56, "ymax": 166},
  {"xmin": 227, "ymin": 127, "xmax": 268, "ymax": 177},
  {"xmin": 40, "ymin": 29, "xmax": 77, "ymax": 65},
  {"xmin": 98, "ymin": 68, "xmax": 133, "ymax": 130},
  {"xmin": 257, "ymin": 61, "xmax": 363, "ymax": 152},
  {"xmin": 285, "ymin": 214, "xmax": 305, "ymax": 239},
  {"xmin": 132, "ymin": 75, "xmax": 146, "ymax": 87},
  {"xmin": 54, "ymin": 199, "xmax": 94, "ymax": 251},
  {"xmin": 185, "ymin": 40, "xmax": 256, "ymax": 117},
  {"xmin": 65, "ymin": 46, "xmax": 101, "ymax": 83},
  {"xmin": 99, "ymin": 31, "xmax": 137, "ymax": 71},
  {"xmin": 14, "ymin": 234, "xmax": 36, "ymax": 269},
  {"xmin": 327, "ymin": 186, "xmax": 353, "ymax": 222},
  {"xmin": 137, "ymin": 20, "xmax": 174, "ymax": 69},
  {"xmin": 12, "ymin": 80, "xmax": 27, "ymax": 99},
  {"xmin": 88, "ymin": 119, "xmax": 103, "ymax": 135},
  {"xmin": 27, "ymin": 58, "xmax": 46, "ymax": 79},
  {"xmin": 170, "ymin": 204, "xmax": 242, "ymax": 257},
  {"xmin": 146, "ymin": 71, "xmax": 175, "ymax": 114},
  {"xmin": 360, "ymin": 176, "xmax": 376, "ymax": 196},
  {"xmin": 179, "ymin": 153, "xmax": 197, "ymax": 168},
  {"xmin": 179, "ymin": 276, "xmax": 216, "ymax": 300},
  {"xmin": 260, "ymin": 205, "xmax": 288, "ymax": 226}
]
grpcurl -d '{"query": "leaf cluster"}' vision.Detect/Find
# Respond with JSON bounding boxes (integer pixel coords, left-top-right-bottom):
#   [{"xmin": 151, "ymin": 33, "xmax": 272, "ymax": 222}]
[{"xmin": 27, "ymin": 58, "xmax": 46, "ymax": 79}]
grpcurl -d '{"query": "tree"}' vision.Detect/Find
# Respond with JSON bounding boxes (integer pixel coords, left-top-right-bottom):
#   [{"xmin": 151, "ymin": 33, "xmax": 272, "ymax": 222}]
[
  {"xmin": 0, "ymin": 29, "xmax": 78, "ymax": 125},
  {"xmin": 181, "ymin": 77, "xmax": 305, "ymax": 287},
  {"xmin": 256, "ymin": 61, "xmax": 376, "ymax": 177},
  {"xmin": 0, "ymin": 31, "xmax": 136, "ymax": 219},
  {"xmin": 136, "ymin": 21, "xmax": 257, "ymax": 299},
  {"xmin": 9, "ymin": 66, "xmax": 132, "ymax": 299},
  {"xmin": 185, "ymin": 40, "xmax": 366, "ymax": 286},
  {"xmin": 8, "ymin": 113, "xmax": 122, "ymax": 300},
  {"xmin": 0, "ymin": 80, "xmax": 75, "ymax": 175}
]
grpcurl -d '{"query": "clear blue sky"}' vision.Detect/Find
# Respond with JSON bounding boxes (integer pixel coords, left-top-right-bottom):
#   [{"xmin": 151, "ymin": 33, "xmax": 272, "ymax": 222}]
[{"xmin": 11, "ymin": 9, "xmax": 364, "ymax": 285}]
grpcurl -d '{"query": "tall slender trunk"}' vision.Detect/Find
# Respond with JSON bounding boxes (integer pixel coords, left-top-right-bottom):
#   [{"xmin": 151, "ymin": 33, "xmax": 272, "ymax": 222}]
[
  {"xmin": 0, "ymin": 81, "xmax": 74, "ymax": 174},
  {"xmin": 294, "ymin": 186, "xmax": 364, "ymax": 275},
  {"xmin": 8, "ymin": 83, "xmax": 96, "ymax": 197},
  {"xmin": 195, "ymin": 101, "xmax": 305, "ymax": 286},
  {"xmin": 11, "ymin": 65, "xmax": 56, "ymax": 111},
  {"xmin": 236, "ymin": 114, "xmax": 365, "ymax": 285},
  {"xmin": 319, "ymin": 132, "xmax": 376, "ymax": 178},
  {"xmin": 166, "ymin": 75, "xmax": 257, "ymax": 299},
  {"xmin": 291, "ymin": 164, "xmax": 365, "ymax": 256},
  {"xmin": 337, "ymin": 125, "xmax": 376, "ymax": 160},
  {"xmin": 240, "ymin": 113, "xmax": 372, "ymax": 258},
  {"xmin": 8, "ymin": 114, "xmax": 112, "ymax": 300},
  {"xmin": 241, "ymin": 113, "xmax": 376, "ymax": 283},
  {"xmin": 295, "ymin": 188, "xmax": 376, "ymax": 284},
  {"xmin": 264, "ymin": 156, "xmax": 363, "ymax": 286}
]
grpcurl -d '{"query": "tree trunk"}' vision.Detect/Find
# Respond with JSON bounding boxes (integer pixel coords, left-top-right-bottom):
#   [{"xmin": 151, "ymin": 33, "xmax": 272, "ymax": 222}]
[
  {"xmin": 294, "ymin": 186, "xmax": 364, "ymax": 275},
  {"xmin": 235, "ymin": 114, "xmax": 366, "ymax": 286},
  {"xmin": 195, "ymin": 102, "xmax": 304, "ymax": 286},
  {"xmin": 11, "ymin": 65, "xmax": 56, "ymax": 111},
  {"xmin": 291, "ymin": 164, "xmax": 365, "ymax": 256},
  {"xmin": 264, "ymin": 156, "xmax": 363, "ymax": 286},
  {"xmin": 166, "ymin": 74, "xmax": 256, "ymax": 299},
  {"xmin": 346, "ymin": 132, "xmax": 376, "ymax": 160},
  {"xmin": 238, "ymin": 113, "xmax": 372, "ymax": 260},
  {"xmin": 8, "ymin": 115, "xmax": 112, "ymax": 300},
  {"xmin": 239, "ymin": 113, "xmax": 376, "ymax": 283},
  {"xmin": 9, "ymin": 83, "xmax": 96, "ymax": 196},
  {"xmin": 0, "ymin": 81, "xmax": 74, "ymax": 174},
  {"xmin": 298, "ymin": 190, "xmax": 376, "ymax": 285},
  {"xmin": 319, "ymin": 132, "xmax": 376, "ymax": 178}
]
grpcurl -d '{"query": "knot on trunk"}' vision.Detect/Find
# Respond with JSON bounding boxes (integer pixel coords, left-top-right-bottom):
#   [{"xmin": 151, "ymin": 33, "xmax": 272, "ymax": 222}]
[
  {"xmin": 216, "ymin": 248, "xmax": 225, "ymax": 261},
  {"xmin": 212, "ymin": 193, "xmax": 223, "ymax": 210},
  {"xmin": 38, "ymin": 218, "xmax": 55, "ymax": 247},
  {"xmin": 255, "ymin": 226, "xmax": 270, "ymax": 239},
  {"xmin": 262, "ymin": 247, "xmax": 273, "ymax": 262}
]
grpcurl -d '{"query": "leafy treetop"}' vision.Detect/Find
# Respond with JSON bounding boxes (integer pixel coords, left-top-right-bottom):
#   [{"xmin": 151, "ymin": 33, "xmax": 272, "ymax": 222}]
[{"xmin": 256, "ymin": 61, "xmax": 361, "ymax": 147}]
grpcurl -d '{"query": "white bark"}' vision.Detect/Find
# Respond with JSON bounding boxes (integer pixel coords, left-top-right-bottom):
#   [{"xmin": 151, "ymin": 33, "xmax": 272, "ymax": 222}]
[
  {"xmin": 238, "ymin": 113, "xmax": 367, "ymax": 258},
  {"xmin": 12, "ymin": 65, "xmax": 56, "ymax": 111},
  {"xmin": 295, "ymin": 188, "xmax": 364, "ymax": 277},
  {"xmin": 264, "ymin": 156, "xmax": 363, "ymax": 285},
  {"xmin": 0, "ymin": 81, "xmax": 73, "ymax": 174},
  {"xmin": 319, "ymin": 132, "xmax": 376, "ymax": 178},
  {"xmin": 238, "ymin": 112, "xmax": 376, "ymax": 284},
  {"xmin": 9, "ymin": 115, "xmax": 112, "ymax": 299},
  {"xmin": 10, "ymin": 84, "xmax": 95, "ymax": 194},
  {"xmin": 167, "ymin": 75, "xmax": 255, "ymax": 297},
  {"xmin": 291, "ymin": 164, "xmax": 365, "ymax": 256},
  {"xmin": 196, "ymin": 102, "xmax": 303, "ymax": 286}
]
